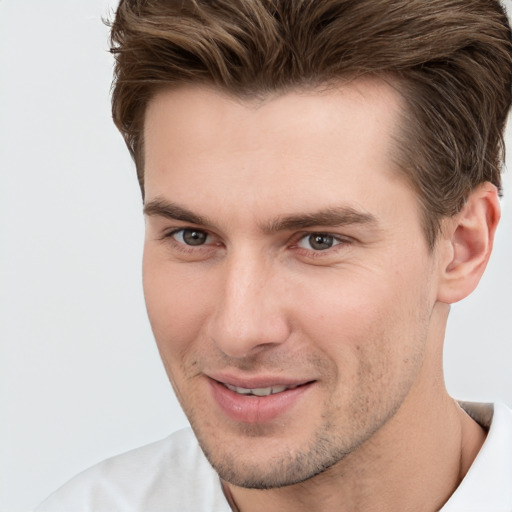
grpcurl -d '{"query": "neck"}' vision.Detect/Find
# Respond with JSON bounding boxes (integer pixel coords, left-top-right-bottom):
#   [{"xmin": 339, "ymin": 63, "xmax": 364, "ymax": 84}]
[{"xmin": 225, "ymin": 397, "xmax": 486, "ymax": 512}]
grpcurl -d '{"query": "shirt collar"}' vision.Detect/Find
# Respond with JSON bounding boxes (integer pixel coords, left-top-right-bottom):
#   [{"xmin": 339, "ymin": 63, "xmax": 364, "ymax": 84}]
[{"xmin": 441, "ymin": 402, "xmax": 512, "ymax": 511}]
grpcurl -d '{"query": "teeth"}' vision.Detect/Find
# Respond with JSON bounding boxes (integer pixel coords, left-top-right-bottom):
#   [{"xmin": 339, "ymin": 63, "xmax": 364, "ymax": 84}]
[{"xmin": 224, "ymin": 383, "xmax": 297, "ymax": 396}]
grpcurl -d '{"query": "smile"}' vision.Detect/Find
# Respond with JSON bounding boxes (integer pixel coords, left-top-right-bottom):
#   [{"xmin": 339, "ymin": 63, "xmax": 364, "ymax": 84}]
[
  {"xmin": 209, "ymin": 377, "xmax": 314, "ymax": 423},
  {"xmin": 223, "ymin": 383, "xmax": 300, "ymax": 396}
]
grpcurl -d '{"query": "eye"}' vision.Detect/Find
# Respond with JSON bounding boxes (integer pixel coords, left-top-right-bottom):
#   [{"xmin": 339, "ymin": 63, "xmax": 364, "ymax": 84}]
[
  {"xmin": 172, "ymin": 228, "xmax": 210, "ymax": 246},
  {"xmin": 297, "ymin": 233, "xmax": 341, "ymax": 251}
]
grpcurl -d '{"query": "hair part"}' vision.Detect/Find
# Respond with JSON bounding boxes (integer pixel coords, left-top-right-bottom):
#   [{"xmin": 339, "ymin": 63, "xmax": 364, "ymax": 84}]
[{"xmin": 109, "ymin": 0, "xmax": 512, "ymax": 247}]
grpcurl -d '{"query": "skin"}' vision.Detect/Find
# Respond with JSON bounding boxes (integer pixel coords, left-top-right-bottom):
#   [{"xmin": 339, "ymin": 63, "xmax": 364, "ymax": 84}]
[{"xmin": 142, "ymin": 81, "xmax": 495, "ymax": 511}]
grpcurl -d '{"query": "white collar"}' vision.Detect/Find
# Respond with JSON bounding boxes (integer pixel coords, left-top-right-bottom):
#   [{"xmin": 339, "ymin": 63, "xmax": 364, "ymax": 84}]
[{"xmin": 441, "ymin": 402, "xmax": 512, "ymax": 511}]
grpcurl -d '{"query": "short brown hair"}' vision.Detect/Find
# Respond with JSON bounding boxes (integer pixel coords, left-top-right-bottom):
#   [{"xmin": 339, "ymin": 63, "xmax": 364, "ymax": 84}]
[{"xmin": 109, "ymin": 0, "xmax": 512, "ymax": 246}]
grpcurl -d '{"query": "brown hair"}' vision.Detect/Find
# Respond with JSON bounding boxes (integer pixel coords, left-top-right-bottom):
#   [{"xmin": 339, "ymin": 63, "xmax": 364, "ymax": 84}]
[{"xmin": 109, "ymin": 0, "xmax": 512, "ymax": 246}]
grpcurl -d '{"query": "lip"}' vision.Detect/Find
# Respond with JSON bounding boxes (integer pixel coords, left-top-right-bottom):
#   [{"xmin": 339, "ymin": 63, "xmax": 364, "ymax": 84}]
[
  {"xmin": 208, "ymin": 373, "xmax": 312, "ymax": 390},
  {"xmin": 207, "ymin": 374, "xmax": 314, "ymax": 424}
]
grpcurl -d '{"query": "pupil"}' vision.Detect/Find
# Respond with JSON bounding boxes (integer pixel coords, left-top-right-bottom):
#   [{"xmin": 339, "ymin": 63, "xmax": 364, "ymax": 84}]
[
  {"xmin": 183, "ymin": 229, "xmax": 207, "ymax": 246},
  {"xmin": 310, "ymin": 234, "xmax": 333, "ymax": 250}
]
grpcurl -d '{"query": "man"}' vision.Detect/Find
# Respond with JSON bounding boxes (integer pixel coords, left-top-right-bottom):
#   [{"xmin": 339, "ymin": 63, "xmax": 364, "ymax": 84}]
[{"xmin": 36, "ymin": 0, "xmax": 512, "ymax": 510}]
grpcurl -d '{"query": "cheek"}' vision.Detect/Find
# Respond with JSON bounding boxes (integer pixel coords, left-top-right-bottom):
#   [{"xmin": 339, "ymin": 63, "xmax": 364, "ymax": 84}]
[
  {"xmin": 142, "ymin": 254, "xmax": 212, "ymax": 358},
  {"xmin": 292, "ymin": 269, "xmax": 401, "ymax": 345},
  {"xmin": 293, "ymin": 264, "xmax": 431, "ymax": 376}
]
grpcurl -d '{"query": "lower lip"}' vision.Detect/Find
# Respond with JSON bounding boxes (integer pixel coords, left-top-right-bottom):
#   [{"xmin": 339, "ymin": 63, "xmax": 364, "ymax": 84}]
[{"xmin": 208, "ymin": 379, "xmax": 313, "ymax": 424}]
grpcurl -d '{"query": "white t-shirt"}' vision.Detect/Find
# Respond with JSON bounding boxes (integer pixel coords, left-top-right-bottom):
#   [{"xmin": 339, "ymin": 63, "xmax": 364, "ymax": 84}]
[
  {"xmin": 441, "ymin": 402, "xmax": 512, "ymax": 511},
  {"xmin": 35, "ymin": 402, "xmax": 512, "ymax": 512},
  {"xmin": 35, "ymin": 427, "xmax": 231, "ymax": 512}
]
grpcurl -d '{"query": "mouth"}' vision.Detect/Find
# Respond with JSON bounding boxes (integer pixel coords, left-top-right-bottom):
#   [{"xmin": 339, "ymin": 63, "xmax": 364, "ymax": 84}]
[
  {"xmin": 207, "ymin": 376, "xmax": 315, "ymax": 423},
  {"xmin": 222, "ymin": 382, "xmax": 304, "ymax": 397}
]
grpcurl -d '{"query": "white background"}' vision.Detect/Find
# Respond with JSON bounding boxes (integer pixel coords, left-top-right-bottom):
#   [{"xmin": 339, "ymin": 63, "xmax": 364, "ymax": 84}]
[{"xmin": 0, "ymin": 1, "xmax": 511, "ymax": 511}]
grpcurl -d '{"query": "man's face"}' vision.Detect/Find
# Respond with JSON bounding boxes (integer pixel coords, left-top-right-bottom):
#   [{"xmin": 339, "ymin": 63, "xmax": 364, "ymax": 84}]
[{"xmin": 142, "ymin": 81, "xmax": 443, "ymax": 488}]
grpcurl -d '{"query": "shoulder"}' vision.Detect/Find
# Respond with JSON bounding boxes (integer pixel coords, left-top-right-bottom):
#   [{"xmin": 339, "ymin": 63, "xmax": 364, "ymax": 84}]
[{"xmin": 34, "ymin": 428, "xmax": 230, "ymax": 512}]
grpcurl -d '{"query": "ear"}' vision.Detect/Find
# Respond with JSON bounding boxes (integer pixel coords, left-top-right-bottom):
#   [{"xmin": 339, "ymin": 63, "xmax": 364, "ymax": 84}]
[{"xmin": 437, "ymin": 182, "xmax": 500, "ymax": 304}]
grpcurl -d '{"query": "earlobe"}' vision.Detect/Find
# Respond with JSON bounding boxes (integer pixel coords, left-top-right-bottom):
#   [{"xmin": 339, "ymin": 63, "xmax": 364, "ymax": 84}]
[{"xmin": 437, "ymin": 183, "xmax": 500, "ymax": 304}]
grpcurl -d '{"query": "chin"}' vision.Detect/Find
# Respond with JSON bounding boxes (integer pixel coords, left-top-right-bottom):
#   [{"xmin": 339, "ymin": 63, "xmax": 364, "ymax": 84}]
[{"xmin": 195, "ymin": 425, "xmax": 351, "ymax": 489}]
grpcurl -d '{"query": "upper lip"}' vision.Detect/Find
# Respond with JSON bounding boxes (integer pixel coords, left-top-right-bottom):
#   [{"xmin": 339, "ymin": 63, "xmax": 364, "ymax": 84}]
[{"xmin": 207, "ymin": 373, "xmax": 314, "ymax": 389}]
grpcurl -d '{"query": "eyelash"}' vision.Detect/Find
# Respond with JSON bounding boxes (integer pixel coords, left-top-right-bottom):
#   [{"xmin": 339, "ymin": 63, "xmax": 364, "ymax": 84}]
[
  {"xmin": 291, "ymin": 233, "xmax": 353, "ymax": 261},
  {"xmin": 162, "ymin": 228, "xmax": 352, "ymax": 258},
  {"xmin": 162, "ymin": 228, "xmax": 218, "ymax": 255}
]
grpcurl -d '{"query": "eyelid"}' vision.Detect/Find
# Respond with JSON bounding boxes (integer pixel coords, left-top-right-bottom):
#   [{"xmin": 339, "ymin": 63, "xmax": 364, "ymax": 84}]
[
  {"xmin": 291, "ymin": 231, "xmax": 354, "ymax": 258},
  {"xmin": 158, "ymin": 227, "xmax": 224, "ymax": 260},
  {"xmin": 164, "ymin": 227, "xmax": 214, "ymax": 244},
  {"xmin": 295, "ymin": 231, "xmax": 352, "ymax": 244},
  {"xmin": 298, "ymin": 233, "xmax": 338, "ymax": 248}
]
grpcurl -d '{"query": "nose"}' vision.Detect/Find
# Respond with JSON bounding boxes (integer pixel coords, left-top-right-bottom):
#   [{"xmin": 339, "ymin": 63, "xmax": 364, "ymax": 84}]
[{"xmin": 207, "ymin": 251, "xmax": 291, "ymax": 359}]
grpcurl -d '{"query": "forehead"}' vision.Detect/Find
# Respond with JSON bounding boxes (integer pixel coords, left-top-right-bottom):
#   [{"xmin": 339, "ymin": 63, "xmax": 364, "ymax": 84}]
[{"xmin": 142, "ymin": 80, "xmax": 416, "ymax": 223}]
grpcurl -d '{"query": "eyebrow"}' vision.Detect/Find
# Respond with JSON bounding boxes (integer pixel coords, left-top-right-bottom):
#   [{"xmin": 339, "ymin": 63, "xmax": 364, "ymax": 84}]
[
  {"xmin": 144, "ymin": 199, "xmax": 213, "ymax": 226},
  {"xmin": 144, "ymin": 198, "xmax": 378, "ymax": 233},
  {"xmin": 264, "ymin": 207, "xmax": 378, "ymax": 233}
]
